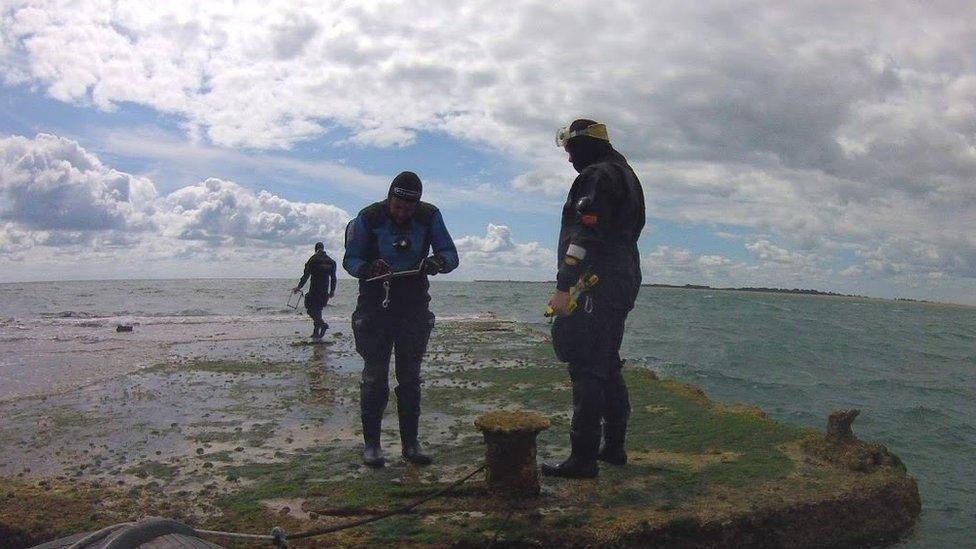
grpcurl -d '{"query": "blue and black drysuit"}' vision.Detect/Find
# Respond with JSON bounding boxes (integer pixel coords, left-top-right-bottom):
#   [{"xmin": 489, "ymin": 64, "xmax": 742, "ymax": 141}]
[{"xmin": 343, "ymin": 200, "xmax": 459, "ymax": 448}]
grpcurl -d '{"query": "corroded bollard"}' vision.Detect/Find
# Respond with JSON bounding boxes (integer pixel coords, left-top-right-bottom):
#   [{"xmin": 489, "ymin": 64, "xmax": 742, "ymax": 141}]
[
  {"xmin": 826, "ymin": 409, "xmax": 860, "ymax": 442},
  {"xmin": 475, "ymin": 411, "xmax": 550, "ymax": 498}
]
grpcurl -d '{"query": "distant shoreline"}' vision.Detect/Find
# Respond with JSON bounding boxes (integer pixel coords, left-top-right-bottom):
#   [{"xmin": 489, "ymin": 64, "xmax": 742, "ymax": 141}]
[
  {"xmin": 473, "ymin": 280, "xmax": 939, "ymax": 304},
  {"xmin": 0, "ymin": 277, "xmax": 960, "ymax": 307}
]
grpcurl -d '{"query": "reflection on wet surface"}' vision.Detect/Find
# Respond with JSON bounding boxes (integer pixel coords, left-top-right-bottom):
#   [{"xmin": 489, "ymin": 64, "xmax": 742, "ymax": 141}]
[{"xmin": 0, "ymin": 317, "xmax": 546, "ymax": 514}]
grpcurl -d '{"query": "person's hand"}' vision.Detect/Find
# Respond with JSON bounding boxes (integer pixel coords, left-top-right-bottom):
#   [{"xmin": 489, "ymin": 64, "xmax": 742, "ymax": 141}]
[
  {"xmin": 548, "ymin": 291, "xmax": 571, "ymax": 316},
  {"xmin": 366, "ymin": 259, "xmax": 391, "ymax": 278},
  {"xmin": 292, "ymin": 287, "xmax": 301, "ymax": 294},
  {"xmin": 421, "ymin": 255, "xmax": 445, "ymax": 275}
]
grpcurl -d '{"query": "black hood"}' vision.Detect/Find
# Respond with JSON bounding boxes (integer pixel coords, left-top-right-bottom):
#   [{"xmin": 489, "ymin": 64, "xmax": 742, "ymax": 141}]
[
  {"xmin": 568, "ymin": 137, "xmax": 614, "ymax": 172},
  {"xmin": 388, "ymin": 171, "xmax": 422, "ymax": 201}
]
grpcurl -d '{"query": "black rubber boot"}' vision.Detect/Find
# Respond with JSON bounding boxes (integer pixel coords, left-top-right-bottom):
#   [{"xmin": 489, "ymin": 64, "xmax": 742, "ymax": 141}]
[
  {"xmin": 540, "ymin": 455, "xmax": 598, "ymax": 478},
  {"xmin": 541, "ymin": 431, "xmax": 599, "ymax": 478},
  {"xmin": 361, "ymin": 417, "xmax": 385, "ymax": 468},
  {"xmin": 396, "ymin": 386, "xmax": 431, "ymax": 466},
  {"xmin": 598, "ymin": 423, "xmax": 628, "ymax": 466},
  {"xmin": 544, "ymin": 371, "xmax": 602, "ymax": 478},
  {"xmin": 401, "ymin": 440, "xmax": 432, "ymax": 466},
  {"xmin": 600, "ymin": 363, "xmax": 630, "ymax": 465}
]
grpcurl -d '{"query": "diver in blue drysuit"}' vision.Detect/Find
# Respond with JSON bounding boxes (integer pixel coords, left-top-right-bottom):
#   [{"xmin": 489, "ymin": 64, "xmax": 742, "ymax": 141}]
[{"xmin": 343, "ymin": 171, "xmax": 459, "ymax": 468}]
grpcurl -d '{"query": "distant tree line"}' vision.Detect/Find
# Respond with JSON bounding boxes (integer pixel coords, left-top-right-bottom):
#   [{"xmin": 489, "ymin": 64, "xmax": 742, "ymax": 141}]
[
  {"xmin": 473, "ymin": 280, "xmax": 932, "ymax": 303},
  {"xmin": 643, "ymin": 283, "xmax": 862, "ymax": 298}
]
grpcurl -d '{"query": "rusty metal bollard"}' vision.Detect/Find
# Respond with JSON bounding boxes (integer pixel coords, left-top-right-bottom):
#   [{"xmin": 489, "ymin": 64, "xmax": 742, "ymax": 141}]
[
  {"xmin": 475, "ymin": 411, "xmax": 550, "ymax": 498},
  {"xmin": 826, "ymin": 409, "xmax": 860, "ymax": 442}
]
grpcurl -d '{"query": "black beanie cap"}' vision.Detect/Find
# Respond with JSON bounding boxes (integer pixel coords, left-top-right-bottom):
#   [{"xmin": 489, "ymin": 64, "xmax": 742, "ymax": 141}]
[{"xmin": 389, "ymin": 171, "xmax": 422, "ymax": 201}]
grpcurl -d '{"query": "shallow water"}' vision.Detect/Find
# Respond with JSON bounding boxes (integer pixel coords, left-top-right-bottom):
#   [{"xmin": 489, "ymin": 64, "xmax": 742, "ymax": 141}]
[{"xmin": 0, "ymin": 278, "xmax": 973, "ymax": 547}]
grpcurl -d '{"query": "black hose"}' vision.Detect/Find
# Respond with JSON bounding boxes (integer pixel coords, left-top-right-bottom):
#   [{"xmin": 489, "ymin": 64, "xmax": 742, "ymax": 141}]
[{"xmin": 286, "ymin": 463, "xmax": 486, "ymax": 541}]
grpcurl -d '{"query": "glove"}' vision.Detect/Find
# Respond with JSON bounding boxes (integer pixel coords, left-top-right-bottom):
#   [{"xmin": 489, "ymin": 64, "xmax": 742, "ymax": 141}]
[
  {"xmin": 363, "ymin": 259, "xmax": 391, "ymax": 278},
  {"xmin": 421, "ymin": 255, "xmax": 445, "ymax": 275}
]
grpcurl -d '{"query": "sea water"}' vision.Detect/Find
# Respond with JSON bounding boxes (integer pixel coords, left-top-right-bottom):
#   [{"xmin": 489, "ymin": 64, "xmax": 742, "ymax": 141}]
[{"xmin": 0, "ymin": 279, "xmax": 972, "ymax": 547}]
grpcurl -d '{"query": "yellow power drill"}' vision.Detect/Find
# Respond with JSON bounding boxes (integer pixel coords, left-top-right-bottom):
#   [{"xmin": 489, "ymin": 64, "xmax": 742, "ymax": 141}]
[{"xmin": 545, "ymin": 274, "xmax": 600, "ymax": 317}]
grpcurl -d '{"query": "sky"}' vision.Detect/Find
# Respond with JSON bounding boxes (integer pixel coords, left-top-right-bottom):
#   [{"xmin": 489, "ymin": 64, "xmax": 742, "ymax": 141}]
[{"xmin": 0, "ymin": 1, "xmax": 974, "ymax": 305}]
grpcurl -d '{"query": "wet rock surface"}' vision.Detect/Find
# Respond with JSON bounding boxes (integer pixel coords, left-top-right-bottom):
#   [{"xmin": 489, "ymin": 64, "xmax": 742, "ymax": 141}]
[{"xmin": 0, "ymin": 318, "xmax": 920, "ymax": 547}]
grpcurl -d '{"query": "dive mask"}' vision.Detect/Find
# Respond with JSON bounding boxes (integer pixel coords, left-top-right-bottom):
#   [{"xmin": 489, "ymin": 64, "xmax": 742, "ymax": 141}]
[{"xmin": 555, "ymin": 122, "xmax": 609, "ymax": 147}]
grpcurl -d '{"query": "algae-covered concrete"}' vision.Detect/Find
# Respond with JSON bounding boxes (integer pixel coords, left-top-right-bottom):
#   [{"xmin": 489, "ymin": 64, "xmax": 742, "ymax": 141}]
[{"xmin": 0, "ymin": 319, "xmax": 919, "ymax": 547}]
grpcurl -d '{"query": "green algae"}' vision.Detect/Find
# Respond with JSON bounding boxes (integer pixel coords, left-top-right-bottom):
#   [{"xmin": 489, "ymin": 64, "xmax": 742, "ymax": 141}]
[
  {"xmin": 191, "ymin": 422, "xmax": 278, "ymax": 447},
  {"xmin": 475, "ymin": 410, "xmax": 550, "ymax": 434},
  {"xmin": 1, "ymin": 318, "xmax": 919, "ymax": 548},
  {"xmin": 126, "ymin": 461, "xmax": 180, "ymax": 481},
  {"xmin": 166, "ymin": 359, "xmax": 298, "ymax": 374},
  {"xmin": 196, "ymin": 450, "xmax": 235, "ymax": 463}
]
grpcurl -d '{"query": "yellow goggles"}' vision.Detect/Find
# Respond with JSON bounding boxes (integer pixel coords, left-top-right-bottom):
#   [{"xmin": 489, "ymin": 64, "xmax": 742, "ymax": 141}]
[{"xmin": 555, "ymin": 122, "xmax": 609, "ymax": 147}]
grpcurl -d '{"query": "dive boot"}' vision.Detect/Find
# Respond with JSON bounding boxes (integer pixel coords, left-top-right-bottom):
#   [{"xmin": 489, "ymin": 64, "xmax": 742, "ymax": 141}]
[
  {"xmin": 597, "ymin": 446, "xmax": 627, "ymax": 465},
  {"xmin": 542, "ymin": 430, "xmax": 599, "ymax": 478},
  {"xmin": 362, "ymin": 438, "xmax": 384, "ymax": 468},
  {"xmin": 401, "ymin": 440, "xmax": 432, "ymax": 466},
  {"xmin": 598, "ymin": 424, "xmax": 628, "ymax": 465},
  {"xmin": 396, "ymin": 385, "xmax": 431, "ymax": 465},
  {"xmin": 540, "ymin": 455, "xmax": 598, "ymax": 478},
  {"xmin": 361, "ymin": 419, "xmax": 385, "ymax": 468}
]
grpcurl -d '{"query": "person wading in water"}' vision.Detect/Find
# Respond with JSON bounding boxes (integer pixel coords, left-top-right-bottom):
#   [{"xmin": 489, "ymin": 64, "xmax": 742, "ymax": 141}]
[{"xmin": 293, "ymin": 242, "xmax": 338, "ymax": 339}]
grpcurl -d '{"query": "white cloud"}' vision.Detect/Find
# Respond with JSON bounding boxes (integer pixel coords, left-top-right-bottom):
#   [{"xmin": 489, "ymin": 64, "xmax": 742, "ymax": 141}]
[
  {"xmin": 0, "ymin": 133, "xmax": 557, "ymax": 283},
  {"xmin": 90, "ymin": 126, "xmax": 555, "ymax": 214},
  {"xmin": 0, "ymin": 133, "xmax": 156, "ymax": 231},
  {"xmin": 858, "ymin": 236, "xmax": 976, "ymax": 279},
  {"xmin": 93, "ymin": 126, "xmax": 390, "ymax": 197},
  {"xmin": 746, "ymin": 240, "xmax": 814, "ymax": 266},
  {"xmin": 5, "ymin": 1, "xmax": 967, "ymax": 159},
  {"xmin": 455, "ymin": 223, "xmax": 554, "ymax": 276},
  {"xmin": 0, "ymin": 134, "xmax": 351, "ymax": 271},
  {"xmin": 511, "ymin": 168, "xmax": 570, "ymax": 197},
  {"xmin": 158, "ymin": 178, "xmax": 347, "ymax": 246},
  {"xmin": 640, "ymin": 158, "xmax": 976, "ymax": 281},
  {"xmin": 2, "ymin": 1, "xmax": 976, "ymax": 300},
  {"xmin": 0, "ymin": 221, "xmax": 39, "ymax": 255},
  {"xmin": 642, "ymin": 245, "xmax": 737, "ymax": 285},
  {"xmin": 641, "ymin": 244, "xmax": 847, "ymax": 292}
]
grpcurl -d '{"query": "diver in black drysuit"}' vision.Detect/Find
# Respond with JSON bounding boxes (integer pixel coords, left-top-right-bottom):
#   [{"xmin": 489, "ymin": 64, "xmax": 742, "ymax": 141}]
[
  {"xmin": 293, "ymin": 242, "xmax": 338, "ymax": 339},
  {"xmin": 544, "ymin": 119, "xmax": 645, "ymax": 478}
]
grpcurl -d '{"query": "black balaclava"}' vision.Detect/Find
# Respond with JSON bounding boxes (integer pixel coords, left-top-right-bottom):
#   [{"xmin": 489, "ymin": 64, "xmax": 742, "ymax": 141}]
[
  {"xmin": 388, "ymin": 171, "xmax": 423, "ymax": 201},
  {"xmin": 314, "ymin": 242, "xmax": 324, "ymax": 252},
  {"xmin": 566, "ymin": 119, "xmax": 612, "ymax": 173}
]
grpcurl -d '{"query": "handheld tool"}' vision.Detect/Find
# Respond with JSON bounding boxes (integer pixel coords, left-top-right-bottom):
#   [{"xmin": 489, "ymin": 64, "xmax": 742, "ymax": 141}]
[
  {"xmin": 366, "ymin": 268, "xmax": 423, "ymax": 283},
  {"xmin": 286, "ymin": 289, "xmax": 304, "ymax": 309},
  {"xmin": 545, "ymin": 274, "xmax": 599, "ymax": 318},
  {"xmin": 367, "ymin": 269, "xmax": 424, "ymax": 309}
]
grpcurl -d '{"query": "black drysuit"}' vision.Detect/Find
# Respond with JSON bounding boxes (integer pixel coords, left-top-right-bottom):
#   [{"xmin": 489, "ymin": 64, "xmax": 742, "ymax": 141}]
[
  {"xmin": 551, "ymin": 147, "xmax": 644, "ymax": 463},
  {"xmin": 297, "ymin": 251, "xmax": 337, "ymax": 330}
]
